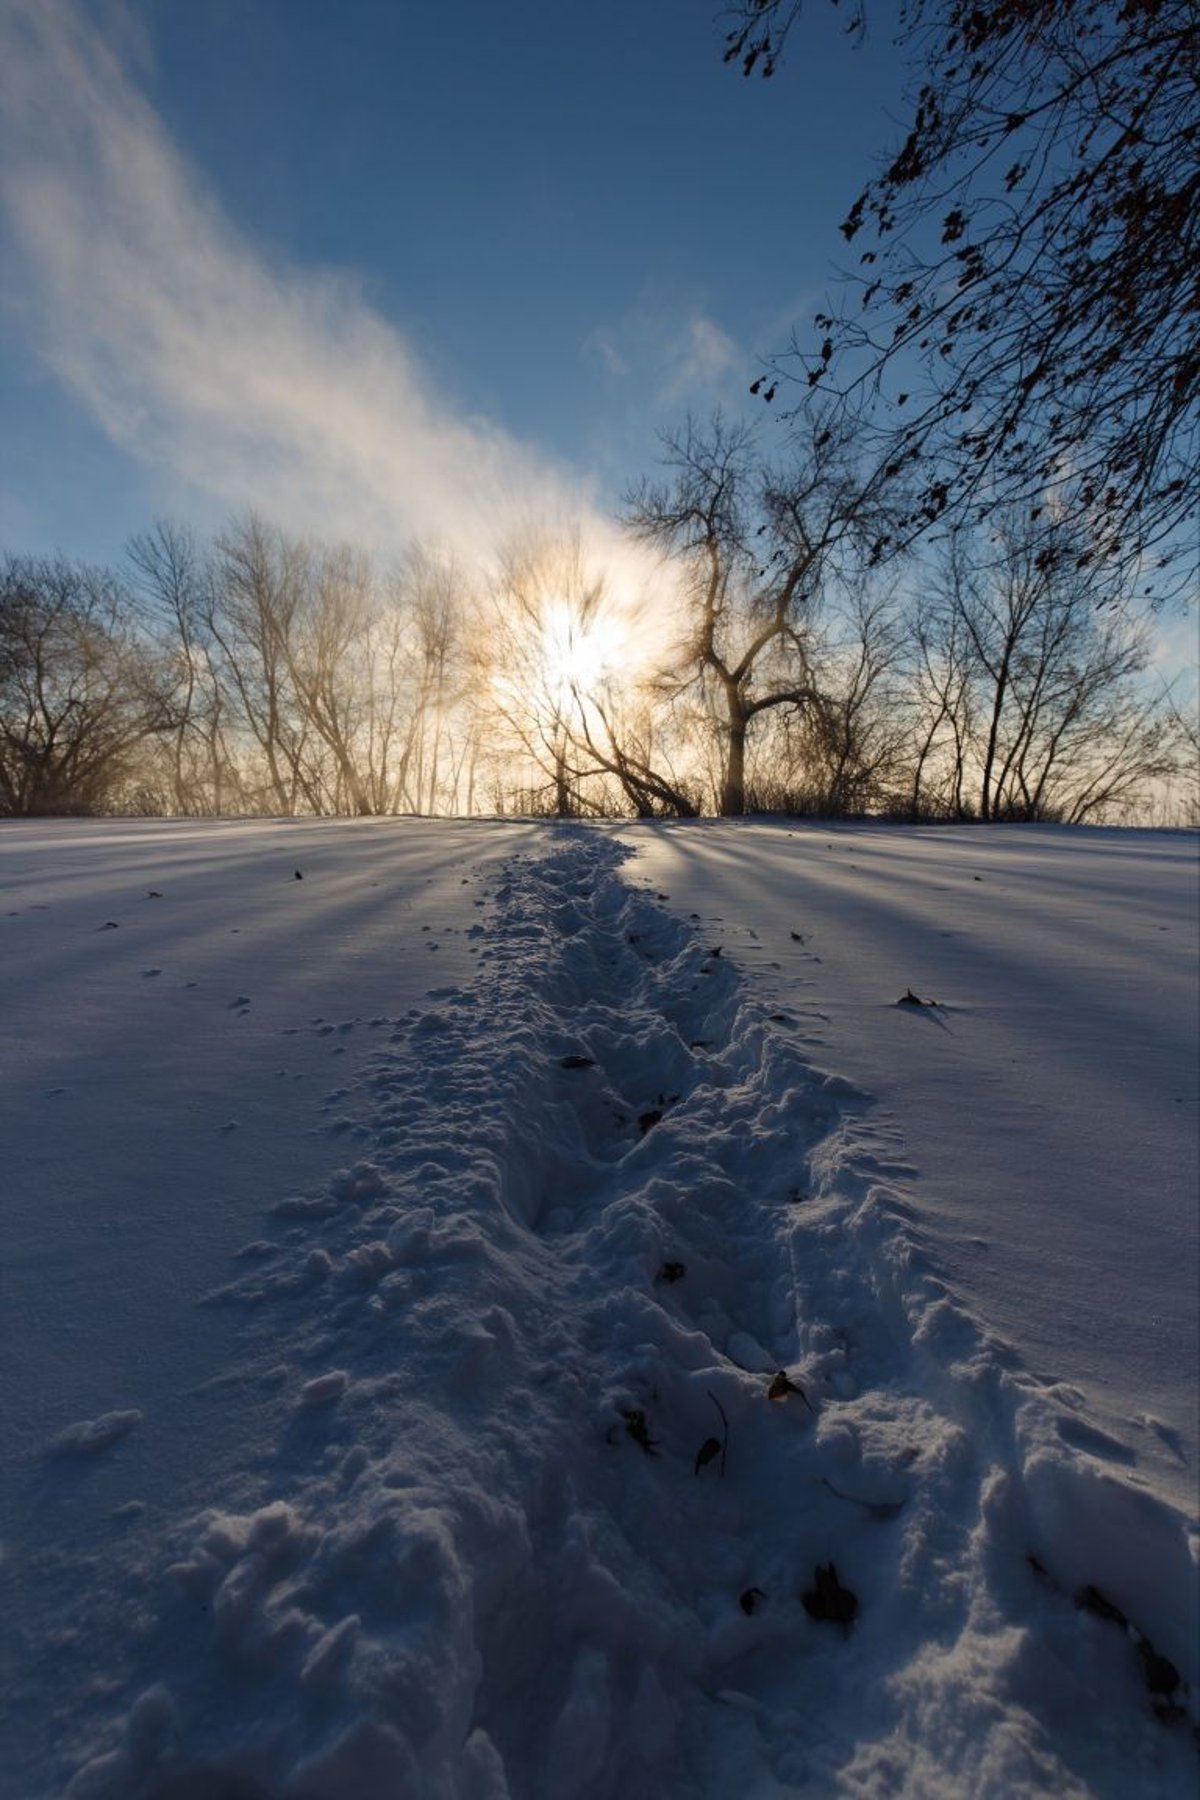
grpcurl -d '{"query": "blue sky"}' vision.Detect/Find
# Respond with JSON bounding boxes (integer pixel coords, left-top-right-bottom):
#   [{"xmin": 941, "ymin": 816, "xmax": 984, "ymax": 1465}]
[{"xmin": 0, "ymin": 0, "xmax": 904, "ymax": 564}]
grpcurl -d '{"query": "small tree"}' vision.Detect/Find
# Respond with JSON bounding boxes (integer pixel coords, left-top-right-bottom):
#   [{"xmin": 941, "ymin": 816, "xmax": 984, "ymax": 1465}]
[
  {"xmin": 128, "ymin": 521, "xmax": 238, "ymax": 815},
  {"xmin": 907, "ymin": 591, "xmax": 975, "ymax": 819},
  {"xmin": 918, "ymin": 516, "xmax": 1182, "ymax": 821},
  {"xmin": 0, "ymin": 555, "xmax": 169, "ymax": 815},
  {"xmin": 748, "ymin": 582, "xmax": 910, "ymax": 815},
  {"xmin": 204, "ymin": 518, "xmax": 313, "ymax": 815},
  {"xmin": 280, "ymin": 543, "xmax": 377, "ymax": 817},
  {"xmin": 385, "ymin": 545, "xmax": 477, "ymax": 816}
]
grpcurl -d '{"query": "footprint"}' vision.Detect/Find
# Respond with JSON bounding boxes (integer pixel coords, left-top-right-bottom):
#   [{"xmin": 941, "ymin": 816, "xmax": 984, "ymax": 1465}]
[
  {"xmin": 50, "ymin": 1409, "xmax": 142, "ymax": 1456},
  {"xmin": 1056, "ymin": 1414, "xmax": 1136, "ymax": 1464},
  {"xmin": 1138, "ymin": 1415, "xmax": 1187, "ymax": 1463}
]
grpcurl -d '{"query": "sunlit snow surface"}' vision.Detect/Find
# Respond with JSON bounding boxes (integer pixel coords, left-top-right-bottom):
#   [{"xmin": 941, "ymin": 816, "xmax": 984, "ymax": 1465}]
[{"xmin": 1, "ymin": 817, "xmax": 1196, "ymax": 1799}]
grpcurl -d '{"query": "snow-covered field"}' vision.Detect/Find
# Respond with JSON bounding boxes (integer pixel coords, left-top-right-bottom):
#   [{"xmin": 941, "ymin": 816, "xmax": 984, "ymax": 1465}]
[{"xmin": 1, "ymin": 816, "xmax": 1196, "ymax": 1800}]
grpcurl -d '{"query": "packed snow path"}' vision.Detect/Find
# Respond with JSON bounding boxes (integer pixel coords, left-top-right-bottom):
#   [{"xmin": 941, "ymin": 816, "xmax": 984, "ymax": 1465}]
[{"xmin": 1, "ymin": 822, "xmax": 1195, "ymax": 1798}]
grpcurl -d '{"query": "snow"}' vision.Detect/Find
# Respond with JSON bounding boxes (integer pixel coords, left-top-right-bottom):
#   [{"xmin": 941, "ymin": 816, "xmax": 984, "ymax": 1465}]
[
  {"xmin": 632, "ymin": 823, "xmax": 1200, "ymax": 1497},
  {"xmin": 1, "ymin": 816, "xmax": 1196, "ymax": 1798}
]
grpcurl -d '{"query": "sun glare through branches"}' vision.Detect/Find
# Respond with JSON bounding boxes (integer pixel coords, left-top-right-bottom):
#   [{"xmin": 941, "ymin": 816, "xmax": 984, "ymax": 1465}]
[{"xmin": 536, "ymin": 599, "xmax": 630, "ymax": 711}]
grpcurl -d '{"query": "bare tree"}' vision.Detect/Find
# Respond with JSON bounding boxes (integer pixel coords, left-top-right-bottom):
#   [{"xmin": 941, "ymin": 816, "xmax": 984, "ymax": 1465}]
[
  {"xmin": 127, "ymin": 521, "xmax": 239, "ymax": 814},
  {"xmin": 0, "ymin": 555, "xmax": 169, "ymax": 815},
  {"xmin": 907, "ymin": 593, "xmax": 975, "ymax": 819},
  {"xmin": 392, "ymin": 546, "xmax": 476, "ymax": 815},
  {"xmin": 721, "ymin": 1, "xmax": 1200, "ymax": 591},
  {"xmin": 624, "ymin": 412, "xmax": 899, "ymax": 814},
  {"xmin": 562, "ymin": 679, "xmax": 701, "ymax": 818},
  {"xmin": 751, "ymin": 582, "xmax": 910, "ymax": 814},
  {"xmin": 280, "ymin": 544, "xmax": 378, "ymax": 816},
  {"xmin": 1158, "ymin": 686, "xmax": 1200, "ymax": 826},
  {"xmin": 131, "ymin": 521, "xmax": 481, "ymax": 820},
  {"xmin": 920, "ymin": 516, "xmax": 1182, "ymax": 821},
  {"xmin": 205, "ymin": 518, "xmax": 323, "ymax": 815},
  {"xmin": 357, "ymin": 595, "xmax": 413, "ymax": 814}
]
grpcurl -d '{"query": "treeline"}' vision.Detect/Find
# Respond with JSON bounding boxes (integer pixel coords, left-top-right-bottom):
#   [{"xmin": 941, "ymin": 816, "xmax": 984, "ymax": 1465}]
[
  {"xmin": 1, "ymin": 427, "xmax": 1193, "ymax": 825},
  {"xmin": 0, "ymin": 522, "xmax": 483, "ymax": 821}
]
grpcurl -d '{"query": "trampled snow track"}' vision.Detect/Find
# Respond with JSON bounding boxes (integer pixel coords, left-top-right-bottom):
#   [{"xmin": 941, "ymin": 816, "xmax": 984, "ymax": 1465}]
[{"xmin": 54, "ymin": 828, "xmax": 1196, "ymax": 1799}]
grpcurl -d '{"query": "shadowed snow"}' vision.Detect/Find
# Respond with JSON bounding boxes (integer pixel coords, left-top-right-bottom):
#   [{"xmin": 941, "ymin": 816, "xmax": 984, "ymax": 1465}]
[{"xmin": 1, "ymin": 818, "xmax": 1195, "ymax": 1798}]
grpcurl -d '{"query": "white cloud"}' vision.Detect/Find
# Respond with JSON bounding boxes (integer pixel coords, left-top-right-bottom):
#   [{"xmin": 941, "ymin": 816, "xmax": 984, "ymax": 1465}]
[
  {"xmin": 582, "ymin": 328, "xmax": 630, "ymax": 380},
  {"xmin": 0, "ymin": 0, "xmax": 638, "ymax": 576},
  {"xmin": 1147, "ymin": 606, "xmax": 1199, "ymax": 703},
  {"xmin": 583, "ymin": 295, "xmax": 746, "ymax": 415},
  {"xmin": 657, "ymin": 313, "xmax": 742, "ymax": 409}
]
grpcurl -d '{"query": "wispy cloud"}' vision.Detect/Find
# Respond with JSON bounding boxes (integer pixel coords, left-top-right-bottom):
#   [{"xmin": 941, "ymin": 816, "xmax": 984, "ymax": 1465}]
[
  {"xmin": 0, "ymin": 0, "xmax": 632, "ymax": 572},
  {"xmin": 1147, "ymin": 607, "xmax": 1200, "ymax": 702},
  {"xmin": 658, "ymin": 314, "xmax": 743, "ymax": 410},
  {"xmin": 584, "ymin": 329, "xmax": 631, "ymax": 381},
  {"xmin": 584, "ymin": 298, "xmax": 747, "ymax": 416}
]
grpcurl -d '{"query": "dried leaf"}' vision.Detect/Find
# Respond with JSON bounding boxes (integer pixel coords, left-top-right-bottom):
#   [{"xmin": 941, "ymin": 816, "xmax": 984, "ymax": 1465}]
[
  {"xmin": 1076, "ymin": 1583, "xmax": 1127, "ymax": 1629},
  {"xmin": 1138, "ymin": 1639, "xmax": 1181, "ymax": 1697},
  {"xmin": 620, "ymin": 1409, "xmax": 659, "ymax": 1457},
  {"xmin": 767, "ymin": 1370, "xmax": 812, "ymax": 1412},
  {"xmin": 706, "ymin": 1388, "xmax": 730, "ymax": 1476},
  {"xmin": 802, "ymin": 1562, "xmax": 858, "ymax": 1629},
  {"xmin": 694, "ymin": 1437, "xmax": 722, "ymax": 1476}
]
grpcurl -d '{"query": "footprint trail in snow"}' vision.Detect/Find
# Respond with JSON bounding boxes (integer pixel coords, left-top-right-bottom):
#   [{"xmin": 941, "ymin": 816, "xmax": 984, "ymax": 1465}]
[{"xmin": 59, "ymin": 830, "xmax": 1196, "ymax": 1800}]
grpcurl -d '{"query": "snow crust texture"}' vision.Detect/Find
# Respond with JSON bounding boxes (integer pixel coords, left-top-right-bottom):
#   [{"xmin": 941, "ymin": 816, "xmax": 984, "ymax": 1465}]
[{"xmin": 3, "ymin": 825, "xmax": 1196, "ymax": 1799}]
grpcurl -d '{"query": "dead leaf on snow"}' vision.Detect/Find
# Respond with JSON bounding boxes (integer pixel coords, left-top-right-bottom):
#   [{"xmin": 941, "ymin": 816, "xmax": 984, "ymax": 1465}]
[{"xmin": 802, "ymin": 1562, "xmax": 858, "ymax": 1629}]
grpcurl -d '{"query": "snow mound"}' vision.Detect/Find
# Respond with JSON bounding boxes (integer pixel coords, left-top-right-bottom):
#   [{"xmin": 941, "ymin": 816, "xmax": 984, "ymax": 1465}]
[{"xmin": 49, "ymin": 1410, "xmax": 145, "ymax": 1457}]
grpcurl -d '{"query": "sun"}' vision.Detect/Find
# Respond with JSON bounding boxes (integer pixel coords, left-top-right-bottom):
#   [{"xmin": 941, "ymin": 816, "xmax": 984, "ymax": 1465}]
[{"xmin": 538, "ymin": 599, "xmax": 628, "ymax": 709}]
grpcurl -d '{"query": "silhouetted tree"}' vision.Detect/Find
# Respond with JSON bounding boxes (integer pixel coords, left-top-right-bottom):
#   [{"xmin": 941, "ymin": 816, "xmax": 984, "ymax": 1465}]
[
  {"xmin": 916, "ymin": 514, "xmax": 1182, "ymax": 821},
  {"xmin": 205, "ymin": 518, "xmax": 313, "ymax": 814},
  {"xmin": 748, "ymin": 582, "xmax": 910, "ymax": 814},
  {"xmin": 389, "ymin": 545, "xmax": 477, "ymax": 815},
  {"xmin": 624, "ymin": 412, "xmax": 898, "ymax": 814},
  {"xmin": 128, "ymin": 521, "xmax": 237, "ymax": 814},
  {"xmin": 0, "ymin": 555, "xmax": 169, "ymax": 814},
  {"xmin": 280, "ymin": 543, "xmax": 378, "ymax": 816},
  {"xmin": 721, "ymin": 1, "xmax": 1200, "ymax": 590}
]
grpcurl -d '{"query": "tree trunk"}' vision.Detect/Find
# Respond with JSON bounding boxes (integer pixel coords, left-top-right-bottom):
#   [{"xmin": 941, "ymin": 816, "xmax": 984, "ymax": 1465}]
[
  {"xmin": 554, "ymin": 744, "xmax": 573, "ymax": 817},
  {"xmin": 720, "ymin": 695, "xmax": 748, "ymax": 816}
]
